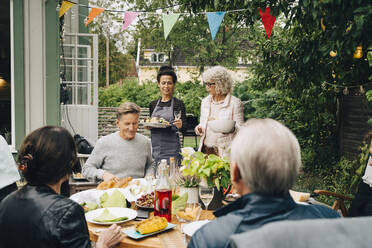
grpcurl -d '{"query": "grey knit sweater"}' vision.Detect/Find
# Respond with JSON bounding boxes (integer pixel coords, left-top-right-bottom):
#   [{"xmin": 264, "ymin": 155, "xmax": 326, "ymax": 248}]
[{"xmin": 82, "ymin": 132, "xmax": 155, "ymax": 181}]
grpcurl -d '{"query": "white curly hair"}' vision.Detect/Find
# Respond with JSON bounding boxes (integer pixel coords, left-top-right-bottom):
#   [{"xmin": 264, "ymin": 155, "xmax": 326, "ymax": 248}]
[{"xmin": 202, "ymin": 66, "xmax": 233, "ymax": 95}]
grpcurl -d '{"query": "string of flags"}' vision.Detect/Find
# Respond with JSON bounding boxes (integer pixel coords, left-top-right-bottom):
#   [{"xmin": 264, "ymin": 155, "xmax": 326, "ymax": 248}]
[{"xmin": 58, "ymin": 0, "xmax": 277, "ymax": 40}]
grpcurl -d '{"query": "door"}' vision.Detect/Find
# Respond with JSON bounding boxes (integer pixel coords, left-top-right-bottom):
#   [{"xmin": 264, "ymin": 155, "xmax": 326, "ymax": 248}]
[{"xmin": 60, "ymin": 33, "xmax": 98, "ymax": 145}]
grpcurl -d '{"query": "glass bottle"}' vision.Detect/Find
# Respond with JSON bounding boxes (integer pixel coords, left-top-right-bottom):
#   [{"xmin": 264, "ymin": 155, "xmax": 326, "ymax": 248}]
[
  {"xmin": 169, "ymin": 157, "xmax": 176, "ymax": 179},
  {"xmin": 154, "ymin": 159, "xmax": 172, "ymax": 221}
]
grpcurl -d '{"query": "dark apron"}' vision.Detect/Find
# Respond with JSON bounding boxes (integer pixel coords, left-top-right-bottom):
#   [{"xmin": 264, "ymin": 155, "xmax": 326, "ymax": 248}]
[{"xmin": 151, "ymin": 98, "xmax": 181, "ymax": 164}]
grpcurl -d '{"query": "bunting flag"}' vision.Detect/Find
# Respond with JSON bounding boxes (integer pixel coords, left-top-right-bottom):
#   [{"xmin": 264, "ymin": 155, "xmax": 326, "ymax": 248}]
[
  {"xmin": 259, "ymin": 7, "xmax": 276, "ymax": 39},
  {"xmin": 59, "ymin": 0, "xmax": 75, "ymax": 18},
  {"xmin": 85, "ymin": 7, "xmax": 105, "ymax": 26},
  {"xmin": 122, "ymin": 12, "xmax": 139, "ymax": 31},
  {"xmin": 162, "ymin": 13, "xmax": 180, "ymax": 39},
  {"xmin": 206, "ymin": 12, "xmax": 226, "ymax": 40}
]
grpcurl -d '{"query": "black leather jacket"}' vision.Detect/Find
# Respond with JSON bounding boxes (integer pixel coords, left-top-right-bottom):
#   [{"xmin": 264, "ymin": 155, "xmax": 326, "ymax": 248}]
[
  {"xmin": 188, "ymin": 193, "xmax": 340, "ymax": 248},
  {"xmin": 0, "ymin": 185, "xmax": 91, "ymax": 248}
]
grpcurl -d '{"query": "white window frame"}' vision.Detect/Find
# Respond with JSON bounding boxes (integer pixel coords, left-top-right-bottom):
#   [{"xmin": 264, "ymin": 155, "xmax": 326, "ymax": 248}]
[
  {"xmin": 150, "ymin": 52, "xmax": 166, "ymax": 63},
  {"xmin": 10, "ymin": 0, "xmax": 16, "ymax": 152}
]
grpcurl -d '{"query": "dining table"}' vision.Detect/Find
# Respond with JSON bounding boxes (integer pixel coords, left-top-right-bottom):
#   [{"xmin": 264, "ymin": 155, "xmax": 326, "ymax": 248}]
[{"xmin": 87, "ymin": 206, "xmax": 215, "ymax": 248}]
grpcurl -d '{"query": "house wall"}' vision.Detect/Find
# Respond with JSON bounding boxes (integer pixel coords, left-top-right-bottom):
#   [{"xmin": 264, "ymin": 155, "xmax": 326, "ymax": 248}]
[
  {"xmin": 12, "ymin": 0, "xmax": 60, "ymax": 149},
  {"xmin": 138, "ymin": 66, "xmax": 251, "ymax": 84}
]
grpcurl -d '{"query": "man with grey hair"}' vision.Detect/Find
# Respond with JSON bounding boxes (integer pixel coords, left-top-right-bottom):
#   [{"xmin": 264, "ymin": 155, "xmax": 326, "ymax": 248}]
[
  {"xmin": 83, "ymin": 102, "xmax": 155, "ymax": 182},
  {"xmin": 188, "ymin": 118, "xmax": 339, "ymax": 248}
]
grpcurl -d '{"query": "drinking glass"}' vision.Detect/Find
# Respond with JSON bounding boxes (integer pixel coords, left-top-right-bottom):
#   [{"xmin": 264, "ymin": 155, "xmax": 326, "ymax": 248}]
[
  {"xmin": 199, "ymin": 186, "xmax": 214, "ymax": 210},
  {"xmin": 174, "ymin": 110, "xmax": 181, "ymax": 121}
]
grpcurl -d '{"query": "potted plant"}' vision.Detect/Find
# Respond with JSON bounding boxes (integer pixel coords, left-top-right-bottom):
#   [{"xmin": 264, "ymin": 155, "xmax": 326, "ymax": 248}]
[
  {"xmin": 173, "ymin": 173, "xmax": 200, "ymax": 204},
  {"xmin": 180, "ymin": 151, "xmax": 231, "ymax": 209}
]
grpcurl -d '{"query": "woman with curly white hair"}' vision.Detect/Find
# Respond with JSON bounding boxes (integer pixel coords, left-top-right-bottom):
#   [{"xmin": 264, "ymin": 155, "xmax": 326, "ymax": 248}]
[{"xmin": 194, "ymin": 66, "xmax": 244, "ymax": 157}]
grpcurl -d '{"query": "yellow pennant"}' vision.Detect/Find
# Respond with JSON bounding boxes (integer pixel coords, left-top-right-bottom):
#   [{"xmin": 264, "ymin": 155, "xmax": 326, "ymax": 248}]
[
  {"xmin": 85, "ymin": 8, "xmax": 105, "ymax": 26},
  {"xmin": 59, "ymin": 0, "xmax": 75, "ymax": 18}
]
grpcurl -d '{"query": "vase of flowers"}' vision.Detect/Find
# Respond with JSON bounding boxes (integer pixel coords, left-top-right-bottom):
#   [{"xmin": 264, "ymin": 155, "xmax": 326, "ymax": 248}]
[{"xmin": 180, "ymin": 151, "xmax": 231, "ymax": 210}]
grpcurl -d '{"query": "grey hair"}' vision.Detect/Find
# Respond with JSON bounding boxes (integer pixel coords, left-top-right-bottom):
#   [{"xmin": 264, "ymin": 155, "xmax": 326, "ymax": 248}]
[
  {"xmin": 202, "ymin": 66, "xmax": 233, "ymax": 95},
  {"xmin": 230, "ymin": 118, "xmax": 301, "ymax": 195},
  {"xmin": 116, "ymin": 102, "xmax": 141, "ymax": 120}
]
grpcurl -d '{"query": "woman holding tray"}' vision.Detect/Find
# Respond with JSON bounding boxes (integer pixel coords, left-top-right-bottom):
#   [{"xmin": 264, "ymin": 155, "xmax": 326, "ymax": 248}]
[{"xmin": 148, "ymin": 66, "xmax": 187, "ymax": 165}]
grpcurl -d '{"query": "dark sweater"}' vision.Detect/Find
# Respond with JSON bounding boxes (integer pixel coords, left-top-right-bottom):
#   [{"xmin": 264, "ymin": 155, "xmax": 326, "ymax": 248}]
[{"xmin": 149, "ymin": 97, "xmax": 187, "ymax": 133}]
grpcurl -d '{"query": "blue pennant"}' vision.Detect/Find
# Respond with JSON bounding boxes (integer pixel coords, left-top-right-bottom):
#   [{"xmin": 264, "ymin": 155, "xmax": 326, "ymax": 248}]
[{"xmin": 207, "ymin": 12, "xmax": 226, "ymax": 40}]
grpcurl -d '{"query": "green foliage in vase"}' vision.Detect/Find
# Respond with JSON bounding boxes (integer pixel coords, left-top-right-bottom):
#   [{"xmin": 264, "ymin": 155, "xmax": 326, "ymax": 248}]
[{"xmin": 181, "ymin": 151, "xmax": 230, "ymax": 190}]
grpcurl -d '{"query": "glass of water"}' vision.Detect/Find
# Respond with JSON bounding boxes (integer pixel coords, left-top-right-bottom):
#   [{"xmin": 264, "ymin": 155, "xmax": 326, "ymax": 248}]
[
  {"xmin": 174, "ymin": 110, "xmax": 181, "ymax": 121},
  {"xmin": 199, "ymin": 186, "xmax": 214, "ymax": 210}
]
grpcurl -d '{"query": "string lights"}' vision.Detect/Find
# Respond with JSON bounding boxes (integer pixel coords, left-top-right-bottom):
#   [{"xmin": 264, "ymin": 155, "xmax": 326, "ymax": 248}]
[{"xmin": 322, "ymin": 81, "xmax": 371, "ymax": 95}]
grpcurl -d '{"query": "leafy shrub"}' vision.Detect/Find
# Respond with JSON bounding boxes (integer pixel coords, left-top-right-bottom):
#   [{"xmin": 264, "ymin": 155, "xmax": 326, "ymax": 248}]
[
  {"xmin": 99, "ymin": 79, "xmax": 208, "ymax": 119},
  {"xmin": 234, "ymin": 79, "xmax": 338, "ymax": 171},
  {"xmin": 99, "ymin": 79, "xmax": 159, "ymax": 107},
  {"xmin": 293, "ymin": 143, "xmax": 369, "ymax": 207}
]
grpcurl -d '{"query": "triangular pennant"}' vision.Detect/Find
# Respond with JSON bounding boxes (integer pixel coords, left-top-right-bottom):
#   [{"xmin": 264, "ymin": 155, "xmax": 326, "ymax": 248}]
[
  {"xmin": 162, "ymin": 13, "xmax": 180, "ymax": 39},
  {"xmin": 59, "ymin": 0, "xmax": 75, "ymax": 18},
  {"xmin": 85, "ymin": 7, "xmax": 105, "ymax": 26},
  {"xmin": 259, "ymin": 7, "xmax": 276, "ymax": 39},
  {"xmin": 122, "ymin": 12, "xmax": 139, "ymax": 31},
  {"xmin": 206, "ymin": 12, "xmax": 226, "ymax": 40}
]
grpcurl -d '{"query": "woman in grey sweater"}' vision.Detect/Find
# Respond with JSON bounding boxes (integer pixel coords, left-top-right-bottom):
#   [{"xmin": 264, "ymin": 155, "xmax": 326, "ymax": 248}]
[{"xmin": 82, "ymin": 102, "xmax": 155, "ymax": 182}]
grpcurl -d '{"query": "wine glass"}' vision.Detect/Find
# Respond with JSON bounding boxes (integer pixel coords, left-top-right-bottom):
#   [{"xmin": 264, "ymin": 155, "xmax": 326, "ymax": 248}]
[
  {"xmin": 174, "ymin": 110, "xmax": 181, "ymax": 121},
  {"xmin": 199, "ymin": 186, "xmax": 214, "ymax": 210}
]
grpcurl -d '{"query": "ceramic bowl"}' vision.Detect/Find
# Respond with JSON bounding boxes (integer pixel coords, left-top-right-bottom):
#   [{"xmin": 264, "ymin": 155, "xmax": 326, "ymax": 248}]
[{"xmin": 208, "ymin": 120, "xmax": 235, "ymax": 133}]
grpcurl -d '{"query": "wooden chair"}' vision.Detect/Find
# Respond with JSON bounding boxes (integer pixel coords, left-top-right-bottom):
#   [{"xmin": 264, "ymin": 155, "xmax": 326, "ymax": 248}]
[{"xmin": 313, "ymin": 190, "xmax": 353, "ymax": 217}]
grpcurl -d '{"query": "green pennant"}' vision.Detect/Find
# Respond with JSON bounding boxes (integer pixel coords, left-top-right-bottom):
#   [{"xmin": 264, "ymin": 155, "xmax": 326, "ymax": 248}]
[{"xmin": 163, "ymin": 13, "xmax": 180, "ymax": 40}]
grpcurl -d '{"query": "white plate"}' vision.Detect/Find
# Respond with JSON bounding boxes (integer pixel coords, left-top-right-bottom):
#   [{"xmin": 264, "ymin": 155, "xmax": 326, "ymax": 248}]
[
  {"xmin": 143, "ymin": 122, "xmax": 171, "ymax": 128},
  {"xmin": 85, "ymin": 207, "xmax": 137, "ymax": 225},
  {"xmin": 182, "ymin": 220, "xmax": 210, "ymax": 237},
  {"xmin": 70, "ymin": 179, "xmax": 152, "ymax": 204}
]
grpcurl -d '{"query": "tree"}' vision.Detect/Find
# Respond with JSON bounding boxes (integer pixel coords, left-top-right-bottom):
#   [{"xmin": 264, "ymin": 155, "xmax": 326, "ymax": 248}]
[
  {"xmin": 179, "ymin": 0, "xmax": 371, "ymax": 87},
  {"xmin": 88, "ymin": 0, "xmax": 135, "ymax": 86},
  {"xmin": 178, "ymin": 0, "xmax": 371, "ymax": 170},
  {"xmin": 124, "ymin": 0, "xmax": 257, "ymax": 71}
]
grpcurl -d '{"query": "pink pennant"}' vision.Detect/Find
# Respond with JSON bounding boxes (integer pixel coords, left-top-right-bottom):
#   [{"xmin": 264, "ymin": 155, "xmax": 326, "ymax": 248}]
[
  {"xmin": 259, "ymin": 7, "xmax": 276, "ymax": 39},
  {"xmin": 122, "ymin": 12, "xmax": 139, "ymax": 31}
]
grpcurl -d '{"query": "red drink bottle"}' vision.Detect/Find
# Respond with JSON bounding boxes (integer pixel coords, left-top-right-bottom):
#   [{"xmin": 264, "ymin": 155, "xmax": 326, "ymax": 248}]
[{"xmin": 154, "ymin": 159, "xmax": 172, "ymax": 222}]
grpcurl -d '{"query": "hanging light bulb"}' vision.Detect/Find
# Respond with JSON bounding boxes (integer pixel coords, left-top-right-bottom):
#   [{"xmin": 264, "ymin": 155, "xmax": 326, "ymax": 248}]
[
  {"xmin": 360, "ymin": 85, "xmax": 365, "ymax": 94},
  {"xmin": 330, "ymin": 51, "xmax": 337, "ymax": 57},
  {"xmin": 343, "ymin": 87, "xmax": 349, "ymax": 95},
  {"xmin": 335, "ymin": 87, "xmax": 340, "ymax": 93},
  {"xmin": 353, "ymin": 45, "xmax": 363, "ymax": 59}
]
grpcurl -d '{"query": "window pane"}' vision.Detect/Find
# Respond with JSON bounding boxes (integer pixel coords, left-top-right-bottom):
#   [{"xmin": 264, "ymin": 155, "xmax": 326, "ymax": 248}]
[
  {"xmin": 151, "ymin": 53, "xmax": 157, "ymax": 63},
  {"xmin": 76, "ymin": 83, "xmax": 88, "ymax": 105},
  {"xmin": 0, "ymin": 1, "xmax": 11, "ymax": 144}
]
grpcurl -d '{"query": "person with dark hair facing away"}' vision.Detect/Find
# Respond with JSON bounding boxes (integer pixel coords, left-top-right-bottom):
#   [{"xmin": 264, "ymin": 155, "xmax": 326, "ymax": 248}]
[
  {"xmin": 147, "ymin": 66, "xmax": 187, "ymax": 165},
  {"xmin": 348, "ymin": 131, "xmax": 372, "ymax": 217},
  {"xmin": 188, "ymin": 119, "xmax": 340, "ymax": 248},
  {"xmin": 0, "ymin": 126, "xmax": 122, "ymax": 248}
]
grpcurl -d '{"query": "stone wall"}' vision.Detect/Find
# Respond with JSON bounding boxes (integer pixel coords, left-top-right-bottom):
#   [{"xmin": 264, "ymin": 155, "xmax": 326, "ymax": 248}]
[
  {"xmin": 98, "ymin": 107, "xmax": 183, "ymax": 145},
  {"xmin": 98, "ymin": 107, "xmax": 150, "ymax": 138}
]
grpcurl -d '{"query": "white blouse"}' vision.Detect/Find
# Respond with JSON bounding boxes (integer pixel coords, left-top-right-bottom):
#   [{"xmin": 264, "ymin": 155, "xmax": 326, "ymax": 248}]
[
  {"xmin": 0, "ymin": 135, "xmax": 20, "ymax": 190},
  {"xmin": 362, "ymin": 156, "xmax": 372, "ymax": 187}
]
